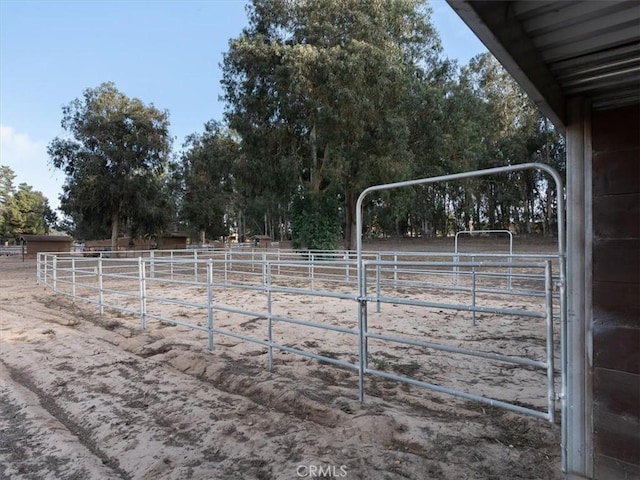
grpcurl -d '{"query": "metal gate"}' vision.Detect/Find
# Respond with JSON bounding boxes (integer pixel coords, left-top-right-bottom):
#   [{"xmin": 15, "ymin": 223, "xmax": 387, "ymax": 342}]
[{"xmin": 355, "ymin": 162, "xmax": 566, "ymax": 429}]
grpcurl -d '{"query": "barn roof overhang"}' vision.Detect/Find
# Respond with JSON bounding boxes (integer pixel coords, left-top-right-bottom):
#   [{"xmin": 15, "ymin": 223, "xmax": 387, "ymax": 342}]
[
  {"xmin": 19, "ymin": 234, "xmax": 73, "ymax": 243},
  {"xmin": 447, "ymin": 0, "xmax": 640, "ymax": 132}
]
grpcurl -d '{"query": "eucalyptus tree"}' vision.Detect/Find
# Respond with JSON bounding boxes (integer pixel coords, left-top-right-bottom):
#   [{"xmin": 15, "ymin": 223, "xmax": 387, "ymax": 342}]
[
  {"xmin": 1, "ymin": 166, "xmax": 56, "ymax": 240},
  {"xmin": 0, "ymin": 166, "xmax": 16, "ymax": 238},
  {"xmin": 0, "ymin": 165, "xmax": 16, "ymax": 206},
  {"xmin": 177, "ymin": 121, "xmax": 239, "ymax": 243},
  {"xmin": 406, "ymin": 59, "xmax": 487, "ymax": 236},
  {"xmin": 441, "ymin": 66, "xmax": 493, "ymax": 231},
  {"xmin": 1, "ymin": 182, "xmax": 56, "ymax": 238},
  {"xmin": 48, "ymin": 82, "xmax": 173, "ymax": 249},
  {"xmin": 464, "ymin": 53, "xmax": 564, "ymax": 234},
  {"xmin": 222, "ymin": 0, "xmax": 443, "ymax": 249}
]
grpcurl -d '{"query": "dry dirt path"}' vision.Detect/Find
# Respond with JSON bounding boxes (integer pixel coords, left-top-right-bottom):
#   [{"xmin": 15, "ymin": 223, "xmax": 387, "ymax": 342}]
[{"xmin": 0, "ymin": 256, "xmax": 561, "ymax": 480}]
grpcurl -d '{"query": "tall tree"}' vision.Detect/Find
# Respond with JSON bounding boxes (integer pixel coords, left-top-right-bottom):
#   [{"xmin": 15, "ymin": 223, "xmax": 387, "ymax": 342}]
[
  {"xmin": 177, "ymin": 121, "xmax": 239, "ymax": 243},
  {"xmin": 465, "ymin": 53, "xmax": 565, "ymax": 234},
  {"xmin": 0, "ymin": 166, "xmax": 16, "ymax": 206},
  {"xmin": 1, "ymin": 182, "xmax": 56, "ymax": 238},
  {"xmin": 222, "ymin": 0, "xmax": 443, "ymax": 249},
  {"xmin": 48, "ymin": 82, "xmax": 172, "ymax": 250},
  {"xmin": 406, "ymin": 60, "xmax": 487, "ymax": 236},
  {"xmin": 0, "ymin": 166, "xmax": 16, "ymax": 239}
]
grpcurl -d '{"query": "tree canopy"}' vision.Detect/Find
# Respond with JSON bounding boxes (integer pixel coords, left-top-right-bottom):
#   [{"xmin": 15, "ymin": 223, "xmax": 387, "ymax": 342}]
[
  {"xmin": 44, "ymin": 2, "xmax": 565, "ymax": 249},
  {"xmin": 222, "ymin": 0, "xmax": 445, "ymax": 249},
  {"xmin": 48, "ymin": 82, "xmax": 173, "ymax": 250},
  {"xmin": 0, "ymin": 166, "xmax": 56, "ymax": 241},
  {"xmin": 175, "ymin": 121, "xmax": 239, "ymax": 243}
]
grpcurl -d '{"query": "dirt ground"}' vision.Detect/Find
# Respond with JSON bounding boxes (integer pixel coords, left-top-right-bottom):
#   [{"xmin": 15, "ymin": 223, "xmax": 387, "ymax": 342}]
[{"xmin": 0, "ymin": 237, "xmax": 563, "ymax": 480}]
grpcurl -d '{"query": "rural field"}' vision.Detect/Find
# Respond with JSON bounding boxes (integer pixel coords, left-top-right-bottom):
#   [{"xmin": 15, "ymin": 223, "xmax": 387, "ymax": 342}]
[{"xmin": 0, "ymin": 237, "xmax": 563, "ymax": 480}]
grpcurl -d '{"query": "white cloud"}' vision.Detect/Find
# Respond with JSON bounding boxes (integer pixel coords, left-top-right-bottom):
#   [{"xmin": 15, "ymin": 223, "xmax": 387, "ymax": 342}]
[
  {"xmin": 0, "ymin": 124, "xmax": 62, "ymax": 211},
  {"xmin": 0, "ymin": 124, "xmax": 45, "ymax": 164}
]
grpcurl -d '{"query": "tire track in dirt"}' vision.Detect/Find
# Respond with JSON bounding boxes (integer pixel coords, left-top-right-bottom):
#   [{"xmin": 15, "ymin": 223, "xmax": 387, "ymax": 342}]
[
  {"xmin": 1, "ymin": 329, "xmax": 270, "ymax": 478},
  {"xmin": 1, "ymin": 258, "xmax": 562, "ymax": 479},
  {"xmin": 0, "ymin": 361, "xmax": 124, "ymax": 480},
  {"xmin": 0, "ymin": 313, "xmax": 414, "ymax": 479}
]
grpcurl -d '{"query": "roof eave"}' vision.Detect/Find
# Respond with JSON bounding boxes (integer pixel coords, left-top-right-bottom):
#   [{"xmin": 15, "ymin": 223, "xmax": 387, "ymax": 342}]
[{"xmin": 447, "ymin": 0, "xmax": 567, "ymax": 132}]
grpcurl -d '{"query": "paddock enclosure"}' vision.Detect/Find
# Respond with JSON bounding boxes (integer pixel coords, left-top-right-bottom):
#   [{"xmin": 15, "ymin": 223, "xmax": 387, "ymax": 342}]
[{"xmin": 37, "ymin": 235, "xmax": 562, "ymax": 424}]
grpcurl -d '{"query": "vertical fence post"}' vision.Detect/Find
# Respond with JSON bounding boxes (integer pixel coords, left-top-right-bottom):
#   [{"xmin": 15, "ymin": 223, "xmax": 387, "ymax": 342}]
[
  {"xmin": 394, "ymin": 254, "xmax": 398, "ymax": 290},
  {"xmin": 545, "ymin": 260, "xmax": 555, "ymax": 423},
  {"xmin": 262, "ymin": 252, "xmax": 267, "ymax": 287},
  {"xmin": 139, "ymin": 258, "xmax": 147, "ymax": 330},
  {"xmin": 310, "ymin": 254, "xmax": 315, "ymax": 291},
  {"xmin": 207, "ymin": 259, "xmax": 214, "ymax": 351},
  {"xmin": 471, "ymin": 265, "xmax": 477, "ymax": 326},
  {"xmin": 37, "ymin": 254, "xmax": 42, "ymax": 284},
  {"xmin": 72, "ymin": 257, "xmax": 76, "ymax": 300},
  {"xmin": 362, "ymin": 264, "xmax": 369, "ymax": 369},
  {"xmin": 267, "ymin": 262, "xmax": 274, "ymax": 372},
  {"xmin": 43, "ymin": 255, "xmax": 48, "ymax": 287},
  {"xmin": 559, "ymin": 251, "xmax": 567, "ymax": 465},
  {"xmin": 170, "ymin": 251, "xmax": 174, "ymax": 279},
  {"xmin": 357, "ymin": 261, "xmax": 368, "ymax": 403},
  {"xmin": 224, "ymin": 251, "xmax": 229, "ymax": 284},
  {"xmin": 194, "ymin": 250, "xmax": 198, "ymax": 283},
  {"xmin": 52, "ymin": 255, "xmax": 58, "ymax": 293},
  {"xmin": 345, "ymin": 251, "xmax": 349, "ymax": 283},
  {"xmin": 375, "ymin": 253, "xmax": 381, "ymax": 313},
  {"xmin": 97, "ymin": 257, "xmax": 104, "ymax": 316},
  {"xmin": 453, "ymin": 233, "xmax": 460, "ymax": 287},
  {"xmin": 508, "ymin": 231, "xmax": 513, "ymax": 291},
  {"xmin": 150, "ymin": 250, "xmax": 155, "ymax": 279}
]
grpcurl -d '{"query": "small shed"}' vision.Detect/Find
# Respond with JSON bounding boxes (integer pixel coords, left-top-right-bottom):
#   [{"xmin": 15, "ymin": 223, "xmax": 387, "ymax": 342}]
[
  {"xmin": 19, "ymin": 234, "xmax": 73, "ymax": 258},
  {"xmin": 252, "ymin": 235, "xmax": 273, "ymax": 248},
  {"xmin": 157, "ymin": 233, "xmax": 189, "ymax": 250}
]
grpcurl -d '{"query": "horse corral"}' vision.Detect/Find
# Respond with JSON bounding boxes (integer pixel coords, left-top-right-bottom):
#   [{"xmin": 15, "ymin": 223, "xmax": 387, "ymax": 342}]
[{"xmin": 1, "ymin": 237, "xmax": 563, "ymax": 479}]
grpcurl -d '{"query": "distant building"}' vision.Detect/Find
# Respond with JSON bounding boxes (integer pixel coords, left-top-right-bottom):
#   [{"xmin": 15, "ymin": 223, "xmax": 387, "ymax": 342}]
[
  {"xmin": 157, "ymin": 233, "xmax": 189, "ymax": 250},
  {"xmin": 19, "ymin": 234, "xmax": 73, "ymax": 258},
  {"xmin": 83, "ymin": 234, "xmax": 190, "ymax": 252},
  {"xmin": 252, "ymin": 235, "xmax": 273, "ymax": 248}
]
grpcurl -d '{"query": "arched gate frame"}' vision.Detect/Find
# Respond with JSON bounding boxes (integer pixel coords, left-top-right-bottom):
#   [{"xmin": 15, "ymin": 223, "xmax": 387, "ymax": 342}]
[{"xmin": 355, "ymin": 162, "xmax": 567, "ymax": 465}]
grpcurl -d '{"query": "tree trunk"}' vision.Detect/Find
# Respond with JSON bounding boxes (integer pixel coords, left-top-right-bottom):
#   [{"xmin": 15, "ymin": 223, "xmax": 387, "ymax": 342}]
[
  {"xmin": 344, "ymin": 191, "xmax": 358, "ymax": 251},
  {"xmin": 546, "ymin": 183, "xmax": 553, "ymax": 236},
  {"xmin": 309, "ymin": 124, "xmax": 324, "ymax": 193},
  {"xmin": 349, "ymin": 194, "xmax": 362, "ymax": 250},
  {"xmin": 110, "ymin": 211, "xmax": 119, "ymax": 254}
]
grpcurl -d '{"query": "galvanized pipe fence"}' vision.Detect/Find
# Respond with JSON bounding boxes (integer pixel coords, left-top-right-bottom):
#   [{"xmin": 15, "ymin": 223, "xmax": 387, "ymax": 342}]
[
  {"xmin": 43, "ymin": 247, "xmax": 561, "ymax": 293},
  {"xmin": 354, "ymin": 162, "xmax": 566, "ymax": 463},
  {"xmin": 454, "ymin": 229, "xmax": 514, "ymax": 289},
  {"xmin": 38, "ymin": 247, "xmax": 559, "ymax": 422}
]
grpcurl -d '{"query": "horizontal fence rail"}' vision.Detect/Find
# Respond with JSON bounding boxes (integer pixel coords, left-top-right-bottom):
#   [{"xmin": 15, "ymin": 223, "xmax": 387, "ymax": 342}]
[
  {"xmin": 38, "ymin": 247, "xmax": 560, "ymax": 422},
  {"xmin": 0, "ymin": 245, "xmax": 21, "ymax": 256}
]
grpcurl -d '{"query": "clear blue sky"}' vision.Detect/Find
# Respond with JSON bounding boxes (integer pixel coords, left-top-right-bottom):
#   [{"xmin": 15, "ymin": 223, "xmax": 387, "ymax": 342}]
[{"xmin": 0, "ymin": 0, "xmax": 486, "ymax": 213}]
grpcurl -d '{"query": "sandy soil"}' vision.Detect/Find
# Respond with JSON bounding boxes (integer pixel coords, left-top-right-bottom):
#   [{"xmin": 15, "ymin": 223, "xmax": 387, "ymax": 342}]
[{"xmin": 0, "ymin": 238, "xmax": 563, "ymax": 480}]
